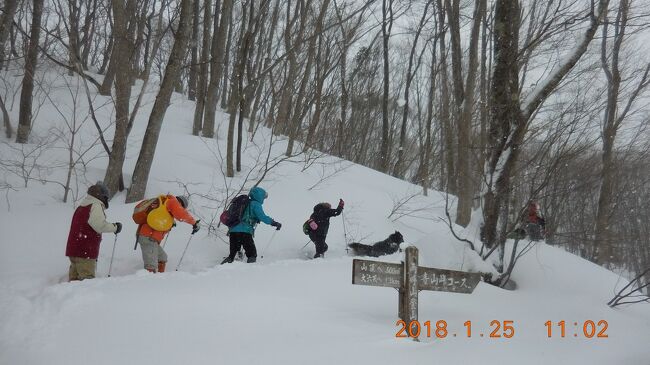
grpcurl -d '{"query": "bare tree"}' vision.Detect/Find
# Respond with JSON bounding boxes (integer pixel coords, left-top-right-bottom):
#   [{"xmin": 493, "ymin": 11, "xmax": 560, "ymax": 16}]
[
  {"xmin": 455, "ymin": 0, "xmax": 486, "ymax": 227},
  {"xmin": 378, "ymin": 0, "xmax": 394, "ymax": 173},
  {"xmin": 127, "ymin": 0, "xmax": 194, "ymax": 202},
  {"xmin": 0, "ymin": 0, "xmax": 20, "ymax": 69},
  {"xmin": 594, "ymin": 0, "xmax": 650, "ymax": 265},
  {"xmin": 482, "ymin": 0, "xmax": 609, "ymax": 275},
  {"xmin": 202, "ymin": 0, "xmax": 232, "ymax": 138},
  {"xmin": 187, "ymin": 0, "xmax": 200, "ymax": 101},
  {"xmin": 393, "ymin": 0, "xmax": 433, "ymax": 178},
  {"xmin": 16, "ymin": 0, "xmax": 45, "ymax": 144},
  {"xmin": 192, "ymin": 0, "xmax": 212, "ymax": 135},
  {"xmin": 103, "ymin": 0, "xmax": 137, "ymax": 196}
]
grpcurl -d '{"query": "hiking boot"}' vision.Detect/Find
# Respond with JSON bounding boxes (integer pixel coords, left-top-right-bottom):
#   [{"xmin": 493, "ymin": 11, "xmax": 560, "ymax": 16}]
[
  {"xmin": 247, "ymin": 257, "xmax": 257, "ymax": 263},
  {"xmin": 313, "ymin": 253, "xmax": 324, "ymax": 259},
  {"xmin": 158, "ymin": 262, "xmax": 166, "ymax": 273},
  {"xmin": 221, "ymin": 257, "xmax": 234, "ymax": 265}
]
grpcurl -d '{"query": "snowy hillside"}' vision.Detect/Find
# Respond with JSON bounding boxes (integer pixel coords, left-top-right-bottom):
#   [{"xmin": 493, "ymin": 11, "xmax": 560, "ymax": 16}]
[{"xmin": 1, "ymin": 72, "xmax": 650, "ymax": 365}]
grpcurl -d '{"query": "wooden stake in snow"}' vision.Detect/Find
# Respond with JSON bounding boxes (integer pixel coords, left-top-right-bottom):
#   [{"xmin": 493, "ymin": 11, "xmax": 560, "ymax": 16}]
[{"xmin": 352, "ymin": 246, "xmax": 481, "ymax": 339}]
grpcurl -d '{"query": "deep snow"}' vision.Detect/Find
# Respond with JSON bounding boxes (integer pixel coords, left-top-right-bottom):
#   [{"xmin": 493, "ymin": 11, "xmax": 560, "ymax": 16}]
[{"xmin": 1, "ymin": 70, "xmax": 650, "ymax": 365}]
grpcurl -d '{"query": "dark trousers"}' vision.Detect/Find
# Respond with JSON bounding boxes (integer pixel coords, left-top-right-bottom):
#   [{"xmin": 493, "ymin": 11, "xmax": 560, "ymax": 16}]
[
  {"xmin": 229, "ymin": 232, "xmax": 257, "ymax": 259},
  {"xmin": 310, "ymin": 235, "xmax": 328, "ymax": 255}
]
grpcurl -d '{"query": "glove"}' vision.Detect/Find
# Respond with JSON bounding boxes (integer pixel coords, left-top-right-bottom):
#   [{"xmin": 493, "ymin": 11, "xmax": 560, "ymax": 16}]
[
  {"xmin": 191, "ymin": 220, "xmax": 201, "ymax": 235},
  {"xmin": 271, "ymin": 221, "xmax": 282, "ymax": 231},
  {"xmin": 114, "ymin": 222, "xmax": 123, "ymax": 234},
  {"xmin": 338, "ymin": 199, "xmax": 344, "ymax": 209}
]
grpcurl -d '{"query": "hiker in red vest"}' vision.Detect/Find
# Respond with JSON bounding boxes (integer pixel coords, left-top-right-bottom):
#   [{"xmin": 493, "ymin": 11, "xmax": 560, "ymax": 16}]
[
  {"xmin": 136, "ymin": 195, "xmax": 200, "ymax": 273},
  {"xmin": 525, "ymin": 200, "xmax": 546, "ymax": 240},
  {"xmin": 65, "ymin": 182, "xmax": 122, "ymax": 281}
]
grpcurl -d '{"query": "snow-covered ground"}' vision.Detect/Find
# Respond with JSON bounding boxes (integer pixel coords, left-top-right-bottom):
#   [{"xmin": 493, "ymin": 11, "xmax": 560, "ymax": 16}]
[{"xmin": 1, "ymin": 70, "xmax": 650, "ymax": 364}]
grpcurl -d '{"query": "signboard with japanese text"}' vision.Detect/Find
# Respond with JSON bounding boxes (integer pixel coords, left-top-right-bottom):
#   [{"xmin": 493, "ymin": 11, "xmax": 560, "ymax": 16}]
[
  {"xmin": 416, "ymin": 267, "xmax": 481, "ymax": 293},
  {"xmin": 352, "ymin": 259, "xmax": 403, "ymax": 288}
]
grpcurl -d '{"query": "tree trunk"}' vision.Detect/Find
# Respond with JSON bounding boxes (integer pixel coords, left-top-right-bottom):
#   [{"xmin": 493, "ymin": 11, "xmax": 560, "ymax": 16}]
[
  {"xmin": 455, "ymin": 0, "xmax": 486, "ymax": 227},
  {"xmin": 99, "ymin": 30, "xmax": 113, "ymax": 74},
  {"xmin": 127, "ymin": 0, "xmax": 194, "ymax": 202},
  {"xmin": 477, "ymin": 5, "xmax": 490, "ymax": 201},
  {"xmin": 1, "ymin": 94, "xmax": 12, "ymax": 138},
  {"xmin": 226, "ymin": 0, "xmax": 251, "ymax": 177},
  {"xmin": 378, "ymin": 0, "xmax": 393, "ymax": 173},
  {"xmin": 274, "ymin": 0, "xmax": 305, "ymax": 135},
  {"xmin": 0, "ymin": 0, "xmax": 19, "ymax": 69},
  {"xmin": 187, "ymin": 0, "xmax": 200, "ymax": 100},
  {"xmin": 79, "ymin": 0, "xmax": 98, "ymax": 69},
  {"xmin": 436, "ymin": 0, "xmax": 455, "ymax": 193},
  {"xmin": 419, "ymin": 37, "xmax": 438, "ymax": 196},
  {"xmin": 16, "ymin": 0, "xmax": 45, "ymax": 144},
  {"xmin": 303, "ymin": 26, "xmax": 328, "ymax": 151},
  {"xmin": 595, "ymin": 0, "xmax": 633, "ymax": 265},
  {"xmin": 394, "ymin": 0, "xmax": 431, "ymax": 178},
  {"xmin": 103, "ymin": 0, "xmax": 137, "ymax": 196},
  {"xmin": 219, "ymin": 18, "xmax": 234, "ymax": 109},
  {"xmin": 67, "ymin": 0, "xmax": 81, "ymax": 76},
  {"xmin": 287, "ymin": 0, "xmax": 326, "ymax": 156},
  {"xmin": 202, "ymin": 0, "xmax": 231, "ymax": 138},
  {"xmin": 192, "ymin": 0, "xmax": 213, "ymax": 135}
]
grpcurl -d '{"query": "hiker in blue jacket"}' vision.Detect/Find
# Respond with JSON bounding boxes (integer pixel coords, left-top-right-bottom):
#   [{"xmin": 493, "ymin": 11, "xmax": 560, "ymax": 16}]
[{"xmin": 221, "ymin": 187, "xmax": 281, "ymax": 264}]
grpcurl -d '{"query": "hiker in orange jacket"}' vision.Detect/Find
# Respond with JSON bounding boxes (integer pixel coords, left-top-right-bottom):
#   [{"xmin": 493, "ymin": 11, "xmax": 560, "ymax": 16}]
[{"xmin": 137, "ymin": 195, "xmax": 200, "ymax": 272}]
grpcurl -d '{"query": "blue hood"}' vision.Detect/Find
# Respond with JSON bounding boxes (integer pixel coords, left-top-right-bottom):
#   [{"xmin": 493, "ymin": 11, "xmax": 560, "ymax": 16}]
[{"xmin": 249, "ymin": 187, "xmax": 267, "ymax": 203}]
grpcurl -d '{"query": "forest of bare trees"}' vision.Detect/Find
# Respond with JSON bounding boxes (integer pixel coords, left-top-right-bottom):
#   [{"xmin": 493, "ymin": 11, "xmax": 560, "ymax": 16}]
[{"xmin": 1, "ymin": 0, "xmax": 650, "ymax": 287}]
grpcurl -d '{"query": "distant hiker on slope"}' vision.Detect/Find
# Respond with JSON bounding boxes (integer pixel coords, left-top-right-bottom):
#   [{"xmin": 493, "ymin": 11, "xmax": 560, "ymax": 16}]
[
  {"xmin": 303, "ymin": 199, "xmax": 344, "ymax": 258},
  {"xmin": 221, "ymin": 187, "xmax": 281, "ymax": 264},
  {"xmin": 524, "ymin": 200, "xmax": 546, "ymax": 241},
  {"xmin": 65, "ymin": 182, "xmax": 122, "ymax": 281},
  {"xmin": 133, "ymin": 195, "xmax": 199, "ymax": 273}
]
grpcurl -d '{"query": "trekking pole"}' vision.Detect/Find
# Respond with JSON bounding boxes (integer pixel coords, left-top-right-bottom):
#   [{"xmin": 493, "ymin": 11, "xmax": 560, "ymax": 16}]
[
  {"xmin": 342, "ymin": 210, "xmax": 349, "ymax": 253},
  {"xmin": 260, "ymin": 230, "xmax": 278, "ymax": 259},
  {"xmin": 161, "ymin": 231, "xmax": 171, "ymax": 249},
  {"xmin": 176, "ymin": 235, "xmax": 194, "ymax": 271},
  {"xmin": 108, "ymin": 234, "xmax": 118, "ymax": 277},
  {"xmin": 301, "ymin": 240, "xmax": 311, "ymax": 249}
]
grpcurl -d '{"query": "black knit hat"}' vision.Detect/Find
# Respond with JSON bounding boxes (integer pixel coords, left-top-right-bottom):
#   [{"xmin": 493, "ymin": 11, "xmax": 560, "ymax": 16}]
[
  {"xmin": 176, "ymin": 195, "xmax": 189, "ymax": 208},
  {"xmin": 88, "ymin": 181, "xmax": 110, "ymax": 208}
]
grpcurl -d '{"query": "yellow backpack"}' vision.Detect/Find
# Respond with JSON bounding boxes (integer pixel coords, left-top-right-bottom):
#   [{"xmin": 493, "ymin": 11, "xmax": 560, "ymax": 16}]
[{"xmin": 146, "ymin": 196, "xmax": 174, "ymax": 231}]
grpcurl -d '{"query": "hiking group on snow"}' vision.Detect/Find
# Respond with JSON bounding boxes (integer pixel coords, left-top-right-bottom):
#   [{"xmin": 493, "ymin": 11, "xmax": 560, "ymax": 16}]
[
  {"xmin": 64, "ymin": 181, "xmax": 545, "ymax": 281},
  {"xmin": 64, "ymin": 182, "xmax": 345, "ymax": 281}
]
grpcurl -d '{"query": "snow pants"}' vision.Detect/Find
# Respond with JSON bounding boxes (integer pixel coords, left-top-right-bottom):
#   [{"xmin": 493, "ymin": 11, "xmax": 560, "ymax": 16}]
[
  {"xmin": 228, "ymin": 232, "xmax": 257, "ymax": 261},
  {"xmin": 309, "ymin": 234, "xmax": 328, "ymax": 256},
  {"xmin": 138, "ymin": 235, "xmax": 168, "ymax": 272},
  {"xmin": 68, "ymin": 257, "xmax": 96, "ymax": 281}
]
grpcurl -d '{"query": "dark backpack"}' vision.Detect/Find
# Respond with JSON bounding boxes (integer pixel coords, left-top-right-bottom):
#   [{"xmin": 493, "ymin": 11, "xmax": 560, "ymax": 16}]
[{"xmin": 220, "ymin": 195, "xmax": 250, "ymax": 228}]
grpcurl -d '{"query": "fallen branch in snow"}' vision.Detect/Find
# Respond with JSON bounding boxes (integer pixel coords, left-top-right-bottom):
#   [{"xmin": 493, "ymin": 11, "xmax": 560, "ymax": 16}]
[
  {"xmin": 608, "ymin": 268, "xmax": 650, "ymax": 307},
  {"xmin": 443, "ymin": 192, "xmax": 476, "ymax": 251}
]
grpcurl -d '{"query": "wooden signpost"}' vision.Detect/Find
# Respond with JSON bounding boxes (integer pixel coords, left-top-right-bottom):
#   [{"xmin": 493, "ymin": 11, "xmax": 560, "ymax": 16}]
[{"xmin": 352, "ymin": 246, "xmax": 482, "ymax": 339}]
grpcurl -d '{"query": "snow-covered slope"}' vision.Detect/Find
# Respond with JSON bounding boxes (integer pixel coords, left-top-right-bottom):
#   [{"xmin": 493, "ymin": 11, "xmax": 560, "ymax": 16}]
[{"xmin": 1, "ymin": 71, "xmax": 649, "ymax": 365}]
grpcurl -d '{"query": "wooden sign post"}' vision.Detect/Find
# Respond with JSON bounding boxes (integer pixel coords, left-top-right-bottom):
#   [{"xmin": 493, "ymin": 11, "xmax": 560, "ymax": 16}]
[
  {"xmin": 399, "ymin": 246, "xmax": 418, "ymax": 326},
  {"xmin": 352, "ymin": 245, "xmax": 482, "ymax": 339}
]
